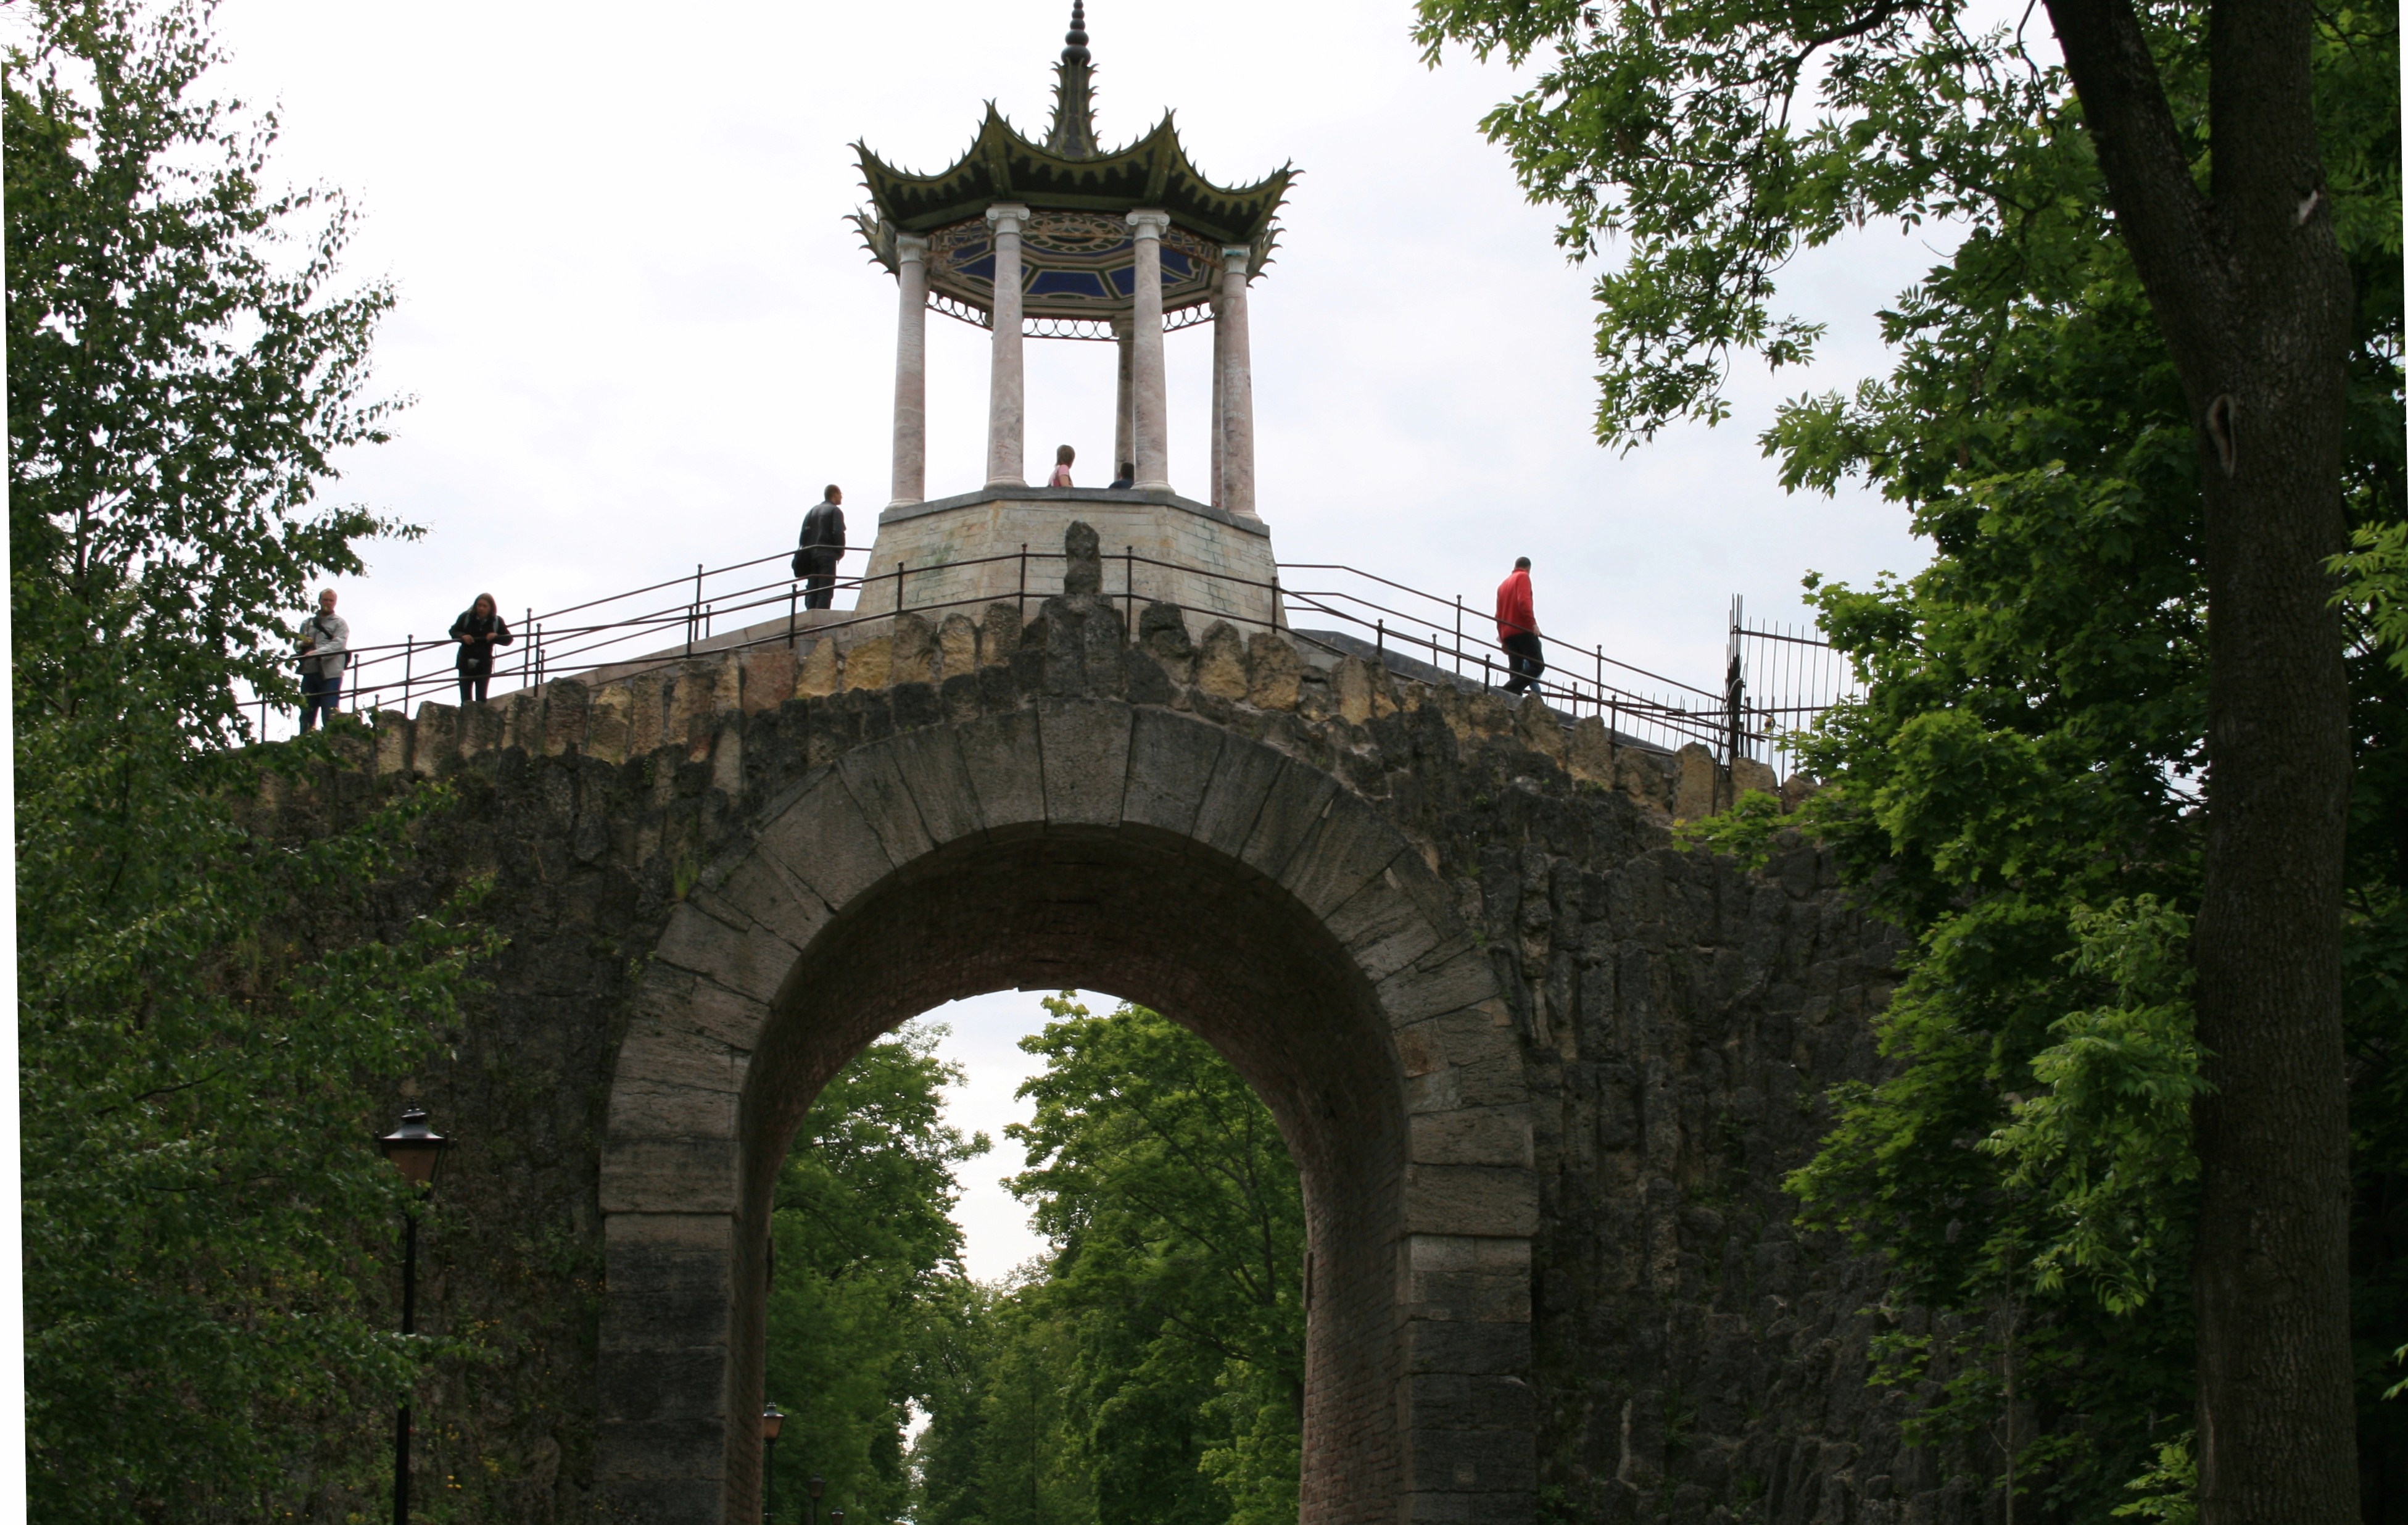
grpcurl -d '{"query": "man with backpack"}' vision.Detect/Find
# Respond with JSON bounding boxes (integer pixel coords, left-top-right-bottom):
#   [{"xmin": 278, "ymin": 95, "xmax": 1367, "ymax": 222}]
[
  {"xmin": 793, "ymin": 484, "xmax": 846, "ymax": 610},
  {"xmin": 296, "ymin": 587, "xmax": 350, "ymax": 732}
]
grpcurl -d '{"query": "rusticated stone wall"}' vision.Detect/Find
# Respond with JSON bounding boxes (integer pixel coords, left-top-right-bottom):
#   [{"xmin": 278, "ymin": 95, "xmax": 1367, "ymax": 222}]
[{"xmin": 257, "ymin": 530, "xmax": 1966, "ymax": 1525}]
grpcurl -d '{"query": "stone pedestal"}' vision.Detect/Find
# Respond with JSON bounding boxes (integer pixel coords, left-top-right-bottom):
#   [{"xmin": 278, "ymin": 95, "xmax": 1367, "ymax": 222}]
[{"xmin": 857, "ymin": 486, "xmax": 1280, "ymax": 636}]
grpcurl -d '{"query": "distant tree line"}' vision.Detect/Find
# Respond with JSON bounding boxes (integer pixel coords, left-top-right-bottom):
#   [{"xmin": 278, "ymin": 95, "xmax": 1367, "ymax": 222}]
[{"xmin": 761, "ymin": 999, "xmax": 1305, "ymax": 1525}]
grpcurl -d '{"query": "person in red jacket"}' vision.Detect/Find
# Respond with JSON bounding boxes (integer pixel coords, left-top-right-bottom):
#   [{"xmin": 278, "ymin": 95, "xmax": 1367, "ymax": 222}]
[{"xmin": 1496, "ymin": 556, "xmax": 1544, "ymax": 695}]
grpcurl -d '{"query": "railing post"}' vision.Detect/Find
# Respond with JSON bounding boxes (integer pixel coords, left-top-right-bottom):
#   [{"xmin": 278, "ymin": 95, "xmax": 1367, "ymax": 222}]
[
  {"xmin": 896, "ymin": 560, "xmax": 908, "ymax": 617},
  {"xmin": 1455, "ymin": 595, "xmax": 1464, "ymax": 682},
  {"xmin": 536, "ymin": 624, "xmax": 545, "ymax": 686},
  {"xmin": 1018, "ymin": 543, "xmax": 1027, "ymax": 623},
  {"xmin": 1125, "ymin": 544, "xmax": 1135, "ymax": 644},
  {"xmin": 524, "ymin": 606, "xmax": 534, "ymax": 689},
  {"xmin": 789, "ymin": 580, "xmax": 798, "ymax": 649},
  {"xmin": 1376, "ymin": 618, "xmax": 1384, "ymax": 660},
  {"xmin": 403, "ymin": 635, "xmax": 413, "ymax": 712}
]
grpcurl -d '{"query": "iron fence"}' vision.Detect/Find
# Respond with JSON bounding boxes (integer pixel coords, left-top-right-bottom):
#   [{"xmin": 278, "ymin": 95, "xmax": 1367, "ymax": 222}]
[{"xmin": 246, "ymin": 546, "xmax": 1856, "ymax": 781}]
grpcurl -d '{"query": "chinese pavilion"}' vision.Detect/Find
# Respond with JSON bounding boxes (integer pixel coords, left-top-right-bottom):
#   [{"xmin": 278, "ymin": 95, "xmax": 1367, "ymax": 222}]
[{"xmin": 850, "ymin": 4, "xmax": 1294, "ymax": 625}]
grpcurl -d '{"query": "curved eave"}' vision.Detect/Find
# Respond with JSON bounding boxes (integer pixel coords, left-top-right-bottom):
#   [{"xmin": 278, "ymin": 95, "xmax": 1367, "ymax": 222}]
[{"xmin": 856, "ymin": 106, "xmax": 1293, "ymax": 249}]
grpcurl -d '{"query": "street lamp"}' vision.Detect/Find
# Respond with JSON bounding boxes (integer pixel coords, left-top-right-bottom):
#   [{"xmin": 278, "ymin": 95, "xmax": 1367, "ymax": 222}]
[
  {"xmin": 377, "ymin": 1105, "xmax": 450, "ymax": 1525},
  {"xmin": 808, "ymin": 1473, "xmax": 824, "ymax": 1525},
  {"xmin": 760, "ymin": 1405, "xmax": 784, "ymax": 1524}
]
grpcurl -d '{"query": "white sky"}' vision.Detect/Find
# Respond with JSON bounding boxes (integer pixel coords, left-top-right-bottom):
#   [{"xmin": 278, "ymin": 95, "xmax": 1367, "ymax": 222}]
[{"xmin": 205, "ymin": 0, "xmax": 1956, "ymax": 1281}]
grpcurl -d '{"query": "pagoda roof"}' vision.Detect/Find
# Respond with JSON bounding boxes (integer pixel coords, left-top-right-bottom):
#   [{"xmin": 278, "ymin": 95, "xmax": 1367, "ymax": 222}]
[
  {"xmin": 851, "ymin": 4, "xmax": 1293, "ymax": 325},
  {"xmin": 854, "ymin": 106, "xmax": 1292, "ymax": 251}
]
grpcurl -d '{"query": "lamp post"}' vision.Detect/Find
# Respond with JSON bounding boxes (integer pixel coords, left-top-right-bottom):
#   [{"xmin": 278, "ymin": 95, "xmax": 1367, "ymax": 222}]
[
  {"xmin": 808, "ymin": 1473, "xmax": 824, "ymax": 1525},
  {"xmin": 376, "ymin": 1106, "xmax": 450, "ymax": 1525},
  {"xmin": 760, "ymin": 1405, "xmax": 784, "ymax": 1524}
]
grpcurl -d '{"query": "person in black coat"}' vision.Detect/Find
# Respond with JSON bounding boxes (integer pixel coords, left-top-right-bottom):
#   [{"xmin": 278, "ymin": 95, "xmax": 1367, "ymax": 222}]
[
  {"xmin": 449, "ymin": 592, "xmax": 514, "ymax": 705},
  {"xmin": 794, "ymin": 485, "xmax": 846, "ymax": 609}
]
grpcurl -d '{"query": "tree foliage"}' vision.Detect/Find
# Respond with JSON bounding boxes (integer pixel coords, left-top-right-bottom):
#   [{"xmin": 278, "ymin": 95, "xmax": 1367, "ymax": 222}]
[
  {"xmin": 1421, "ymin": 0, "xmax": 2401, "ymax": 1511},
  {"xmin": 764, "ymin": 1023, "xmax": 988, "ymax": 1522},
  {"xmin": 909, "ymin": 998, "xmax": 1306, "ymax": 1525},
  {"xmin": 10, "ymin": 2, "xmax": 487, "ymax": 1517}
]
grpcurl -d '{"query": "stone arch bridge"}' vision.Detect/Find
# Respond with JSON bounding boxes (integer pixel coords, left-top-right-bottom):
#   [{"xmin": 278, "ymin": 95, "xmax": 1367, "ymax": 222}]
[{"xmin": 267, "ymin": 544, "xmax": 1943, "ymax": 1524}]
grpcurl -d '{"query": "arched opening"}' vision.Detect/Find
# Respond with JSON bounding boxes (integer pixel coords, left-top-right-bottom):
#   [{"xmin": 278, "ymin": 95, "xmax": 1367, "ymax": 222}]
[
  {"xmin": 737, "ymin": 823, "xmax": 1411, "ymax": 1523},
  {"xmin": 598, "ymin": 705, "xmax": 1534, "ymax": 1525}
]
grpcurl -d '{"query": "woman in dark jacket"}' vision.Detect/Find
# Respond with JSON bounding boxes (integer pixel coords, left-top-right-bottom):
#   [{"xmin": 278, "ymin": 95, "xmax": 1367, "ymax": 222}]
[{"xmin": 449, "ymin": 593, "xmax": 514, "ymax": 705}]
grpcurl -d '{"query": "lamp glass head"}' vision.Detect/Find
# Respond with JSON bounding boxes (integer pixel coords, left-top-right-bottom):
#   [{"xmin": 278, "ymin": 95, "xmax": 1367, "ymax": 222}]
[
  {"xmin": 760, "ymin": 1403, "xmax": 785, "ymax": 1440},
  {"xmin": 377, "ymin": 1105, "xmax": 450, "ymax": 1186}
]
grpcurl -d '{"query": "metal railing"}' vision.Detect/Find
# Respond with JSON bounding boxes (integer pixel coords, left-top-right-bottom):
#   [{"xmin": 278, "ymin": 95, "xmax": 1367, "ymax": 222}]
[{"xmin": 249, "ymin": 543, "xmax": 1855, "ymax": 777}]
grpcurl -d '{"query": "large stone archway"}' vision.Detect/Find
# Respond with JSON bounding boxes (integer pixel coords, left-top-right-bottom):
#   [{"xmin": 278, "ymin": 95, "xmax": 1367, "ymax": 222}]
[{"xmin": 598, "ymin": 702, "xmax": 1536, "ymax": 1525}]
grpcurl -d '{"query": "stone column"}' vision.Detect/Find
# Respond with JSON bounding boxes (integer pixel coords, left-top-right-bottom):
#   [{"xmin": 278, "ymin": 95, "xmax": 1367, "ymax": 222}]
[
  {"xmin": 985, "ymin": 203, "xmax": 1030, "ymax": 488},
  {"xmin": 1112, "ymin": 315, "xmax": 1135, "ymax": 481},
  {"xmin": 1127, "ymin": 209, "xmax": 1172, "ymax": 492},
  {"xmin": 1217, "ymin": 245, "xmax": 1258, "ymax": 518},
  {"xmin": 888, "ymin": 233, "xmax": 929, "ymax": 507},
  {"xmin": 1210, "ymin": 289, "xmax": 1227, "ymax": 507}
]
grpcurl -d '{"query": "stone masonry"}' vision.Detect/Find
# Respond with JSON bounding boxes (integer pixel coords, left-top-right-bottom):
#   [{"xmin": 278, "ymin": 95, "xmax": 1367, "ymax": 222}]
[{"xmin": 260, "ymin": 528, "xmax": 1976, "ymax": 1525}]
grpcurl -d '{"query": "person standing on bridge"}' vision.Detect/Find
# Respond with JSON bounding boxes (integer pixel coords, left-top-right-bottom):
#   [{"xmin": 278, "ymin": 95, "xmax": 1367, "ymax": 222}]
[
  {"xmin": 1049, "ymin": 444, "xmax": 1077, "ymax": 488},
  {"xmin": 793, "ymin": 484, "xmax": 846, "ymax": 610},
  {"xmin": 1496, "ymin": 556, "xmax": 1544, "ymax": 696},
  {"xmin": 296, "ymin": 587, "xmax": 350, "ymax": 732},
  {"xmin": 449, "ymin": 592, "xmax": 515, "ymax": 706}
]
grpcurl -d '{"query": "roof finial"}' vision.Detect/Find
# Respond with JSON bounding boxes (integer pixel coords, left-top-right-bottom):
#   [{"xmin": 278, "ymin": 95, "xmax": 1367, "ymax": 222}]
[{"xmin": 1046, "ymin": 2, "xmax": 1099, "ymax": 158}]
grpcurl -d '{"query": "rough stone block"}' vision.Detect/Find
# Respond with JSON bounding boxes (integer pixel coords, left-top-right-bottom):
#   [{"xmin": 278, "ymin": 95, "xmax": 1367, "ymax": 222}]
[
  {"xmin": 1039, "ymin": 699, "xmax": 1133, "ymax": 826},
  {"xmin": 598, "ymin": 1348, "xmax": 729, "ymax": 1424},
  {"xmin": 739, "ymin": 647, "xmax": 795, "ymax": 713},
  {"xmin": 591, "ymin": 1470, "xmax": 725, "ymax": 1523},
  {"xmin": 1190, "ymin": 732, "xmax": 1286, "ymax": 859},
  {"xmin": 1239, "ymin": 760, "xmax": 1343, "ymax": 884},
  {"xmin": 542, "ymin": 679, "xmax": 590, "ymax": 755},
  {"xmin": 695, "ymin": 853, "xmax": 831, "ymax": 957},
  {"xmin": 1122, "ymin": 707, "xmax": 1223, "ymax": 836},
  {"xmin": 1672, "ymin": 742, "xmax": 1719, "ymax": 821},
  {"xmin": 601, "ymin": 1214, "xmax": 733, "ymax": 1348},
  {"xmin": 599, "ymin": 1138, "xmax": 740, "ymax": 1214},
  {"xmin": 937, "ymin": 613, "xmax": 979, "ymax": 679},
  {"xmin": 753, "ymin": 779, "xmax": 899, "ymax": 911},
  {"xmin": 980, "ymin": 602, "xmax": 1021, "ymax": 666},
  {"xmin": 1379, "ymin": 945, "xmax": 1504, "ymax": 1027},
  {"xmin": 890, "ymin": 612, "xmax": 939, "ymax": 685},
  {"xmin": 1409, "ymin": 1107, "xmax": 1535, "ymax": 1168},
  {"xmin": 1404, "ymin": 1371, "xmax": 1537, "ymax": 1433},
  {"xmin": 1246, "ymin": 631, "xmax": 1304, "ymax": 709},
  {"xmin": 795, "ymin": 637, "xmax": 840, "ymax": 698},
  {"xmin": 651, "ymin": 903, "xmax": 798, "ymax": 1007},
  {"xmin": 1566, "ymin": 716, "xmax": 1612, "ymax": 784},
  {"xmin": 1403, "ymin": 1318, "xmax": 1533, "ymax": 1376},
  {"xmin": 1326, "ymin": 875, "xmax": 1449, "ymax": 984},
  {"xmin": 1196, "ymin": 621, "xmax": 1248, "ymax": 699},
  {"xmin": 1276, "ymin": 799, "xmax": 1407, "ymax": 920},
  {"xmin": 603, "ymin": 1076, "xmax": 737, "ymax": 1140},
  {"xmin": 1734, "ymin": 754, "xmax": 1779, "ymax": 797},
  {"xmin": 1405, "ymin": 1165, "xmax": 1540, "ymax": 1237},
  {"xmin": 843, "ymin": 635, "xmax": 893, "ymax": 691},
  {"xmin": 838, "ymin": 746, "xmax": 937, "ymax": 863},
  {"xmin": 956, "ymin": 709, "xmax": 1046, "ymax": 829},
  {"xmin": 373, "ymin": 710, "xmax": 411, "ymax": 775},
  {"xmin": 629, "ymin": 967, "xmax": 774, "ymax": 1052},
  {"xmin": 875, "ymin": 726, "xmax": 987, "ymax": 846},
  {"xmin": 408, "ymin": 702, "xmax": 457, "ymax": 775},
  {"xmin": 502, "ymin": 689, "xmax": 541, "ymax": 753},
  {"xmin": 1512, "ymin": 694, "xmax": 1565, "ymax": 760},
  {"xmin": 587, "ymin": 683, "xmax": 635, "ymax": 763},
  {"xmin": 627, "ymin": 673, "xmax": 668, "ymax": 755}
]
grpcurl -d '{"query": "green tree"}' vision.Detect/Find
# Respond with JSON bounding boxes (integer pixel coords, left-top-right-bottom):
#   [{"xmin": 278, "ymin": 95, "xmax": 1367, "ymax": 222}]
[
  {"xmin": 765, "ymin": 1022, "xmax": 989, "ymax": 1522},
  {"xmin": 9, "ymin": 0, "xmax": 488, "ymax": 1518},
  {"xmin": 909, "ymin": 997, "xmax": 1306, "ymax": 1525},
  {"xmin": 1417, "ymin": 0, "xmax": 2388, "ymax": 1510},
  {"xmin": 1642, "ymin": 1, "xmax": 2404, "ymax": 1511}
]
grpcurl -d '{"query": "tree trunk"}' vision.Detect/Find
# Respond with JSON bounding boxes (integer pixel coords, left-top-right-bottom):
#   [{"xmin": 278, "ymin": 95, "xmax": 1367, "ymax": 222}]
[{"xmin": 2041, "ymin": 0, "xmax": 2359, "ymax": 1516}]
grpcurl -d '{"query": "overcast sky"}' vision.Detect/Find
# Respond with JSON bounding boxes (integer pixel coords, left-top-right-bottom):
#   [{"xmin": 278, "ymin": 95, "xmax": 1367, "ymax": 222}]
[{"xmin": 209, "ymin": 0, "xmax": 1951, "ymax": 1279}]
